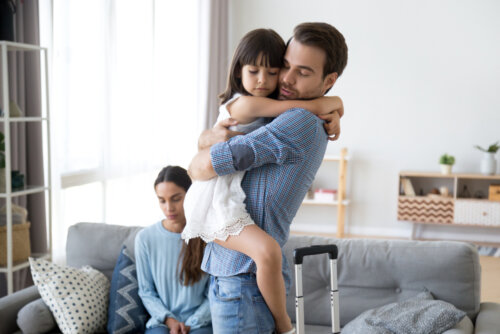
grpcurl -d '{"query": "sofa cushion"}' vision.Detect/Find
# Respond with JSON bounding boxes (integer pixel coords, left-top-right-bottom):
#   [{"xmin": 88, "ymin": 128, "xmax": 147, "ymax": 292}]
[
  {"xmin": 283, "ymin": 235, "xmax": 480, "ymax": 327},
  {"xmin": 107, "ymin": 246, "xmax": 148, "ymax": 333},
  {"xmin": 29, "ymin": 257, "xmax": 110, "ymax": 334},
  {"xmin": 341, "ymin": 291, "xmax": 466, "ymax": 334},
  {"xmin": 16, "ymin": 298, "xmax": 57, "ymax": 334},
  {"xmin": 66, "ymin": 223, "xmax": 143, "ymax": 280}
]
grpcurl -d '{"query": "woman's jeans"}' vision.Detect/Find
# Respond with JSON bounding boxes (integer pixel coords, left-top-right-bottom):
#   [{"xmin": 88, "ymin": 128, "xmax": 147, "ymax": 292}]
[
  {"xmin": 209, "ymin": 274, "xmax": 275, "ymax": 333},
  {"xmin": 145, "ymin": 324, "xmax": 212, "ymax": 334}
]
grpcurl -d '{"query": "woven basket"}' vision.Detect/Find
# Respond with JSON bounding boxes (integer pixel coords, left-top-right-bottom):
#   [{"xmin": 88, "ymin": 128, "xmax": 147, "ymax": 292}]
[{"xmin": 0, "ymin": 222, "xmax": 31, "ymax": 266}]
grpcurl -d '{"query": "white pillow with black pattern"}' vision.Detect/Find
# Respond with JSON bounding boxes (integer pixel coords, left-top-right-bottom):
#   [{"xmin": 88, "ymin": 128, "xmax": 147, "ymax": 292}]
[{"xmin": 29, "ymin": 257, "xmax": 110, "ymax": 334}]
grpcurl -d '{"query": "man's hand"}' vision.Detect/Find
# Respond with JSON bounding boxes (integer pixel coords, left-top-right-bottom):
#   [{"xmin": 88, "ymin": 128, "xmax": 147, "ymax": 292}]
[
  {"xmin": 166, "ymin": 317, "xmax": 190, "ymax": 334},
  {"xmin": 319, "ymin": 110, "xmax": 341, "ymax": 141},
  {"xmin": 198, "ymin": 118, "xmax": 243, "ymax": 150},
  {"xmin": 188, "ymin": 148, "xmax": 217, "ymax": 181}
]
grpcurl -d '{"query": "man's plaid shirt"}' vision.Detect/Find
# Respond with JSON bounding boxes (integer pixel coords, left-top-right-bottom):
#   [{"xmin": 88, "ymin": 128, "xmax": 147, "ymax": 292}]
[{"xmin": 201, "ymin": 108, "xmax": 328, "ymax": 291}]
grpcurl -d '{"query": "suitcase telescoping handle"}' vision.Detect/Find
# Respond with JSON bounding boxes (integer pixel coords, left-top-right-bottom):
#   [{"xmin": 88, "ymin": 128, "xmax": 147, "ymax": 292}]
[{"xmin": 293, "ymin": 244, "xmax": 340, "ymax": 334}]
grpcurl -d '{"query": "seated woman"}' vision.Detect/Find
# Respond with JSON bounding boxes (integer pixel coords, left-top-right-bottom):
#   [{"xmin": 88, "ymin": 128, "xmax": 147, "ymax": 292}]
[{"xmin": 135, "ymin": 166, "xmax": 212, "ymax": 334}]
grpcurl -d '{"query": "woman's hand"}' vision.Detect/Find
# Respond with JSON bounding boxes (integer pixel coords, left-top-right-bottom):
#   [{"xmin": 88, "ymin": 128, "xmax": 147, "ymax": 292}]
[{"xmin": 166, "ymin": 317, "xmax": 191, "ymax": 334}]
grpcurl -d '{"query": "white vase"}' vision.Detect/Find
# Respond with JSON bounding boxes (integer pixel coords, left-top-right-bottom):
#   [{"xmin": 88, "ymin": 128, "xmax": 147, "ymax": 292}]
[
  {"xmin": 480, "ymin": 152, "xmax": 497, "ymax": 175},
  {"xmin": 440, "ymin": 164, "xmax": 452, "ymax": 175}
]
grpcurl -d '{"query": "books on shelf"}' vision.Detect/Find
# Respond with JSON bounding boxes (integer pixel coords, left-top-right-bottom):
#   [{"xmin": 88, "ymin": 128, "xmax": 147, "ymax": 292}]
[{"xmin": 401, "ymin": 177, "xmax": 415, "ymax": 196}]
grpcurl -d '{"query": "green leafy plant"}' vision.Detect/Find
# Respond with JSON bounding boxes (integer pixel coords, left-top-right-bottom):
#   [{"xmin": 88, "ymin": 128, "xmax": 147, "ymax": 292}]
[
  {"xmin": 474, "ymin": 141, "xmax": 499, "ymax": 153},
  {"xmin": 439, "ymin": 154, "xmax": 455, "ymax": 166},
  {"xmin": 0, "ymin": 132, "xmax": 4, "ymax": 169}
]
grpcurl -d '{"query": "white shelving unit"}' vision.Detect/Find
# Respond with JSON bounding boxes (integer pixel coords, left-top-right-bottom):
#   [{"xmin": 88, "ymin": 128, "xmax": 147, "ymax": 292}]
[
  {"xmin": 301, "ymin": 148, "xmax": 349, "ymax": 237},
  {"xmin": 0, "ymin": 41, "xmax": 52, "ymax": 295}
]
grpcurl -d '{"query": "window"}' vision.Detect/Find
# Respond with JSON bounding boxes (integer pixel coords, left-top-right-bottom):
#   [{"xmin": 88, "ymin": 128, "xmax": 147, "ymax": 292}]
[{"xmin": 41, "ymin": 0, "xmax": 204, "ymax": 260}]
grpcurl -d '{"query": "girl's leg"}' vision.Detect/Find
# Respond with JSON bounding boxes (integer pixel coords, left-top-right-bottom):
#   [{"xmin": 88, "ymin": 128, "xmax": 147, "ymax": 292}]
[{"xmin": 215, "ymin": 225, "xmax": 293, "ymax": 333}]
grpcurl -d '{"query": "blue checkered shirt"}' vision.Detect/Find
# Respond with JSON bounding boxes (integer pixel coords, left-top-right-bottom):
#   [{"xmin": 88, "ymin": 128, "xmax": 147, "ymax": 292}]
[{"xmin": 201, "ymin": 108, "xmax": 328, "ymax": 291}]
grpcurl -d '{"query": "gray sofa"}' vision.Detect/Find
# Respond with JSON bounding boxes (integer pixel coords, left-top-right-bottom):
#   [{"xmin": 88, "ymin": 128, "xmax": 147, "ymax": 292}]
[{"xmin": 1, "ymin": 222, "xmax": 500, "ymax": 333}]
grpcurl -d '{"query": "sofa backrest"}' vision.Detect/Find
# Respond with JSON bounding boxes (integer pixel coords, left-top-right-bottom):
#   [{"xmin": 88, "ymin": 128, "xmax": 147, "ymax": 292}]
[
  {"xmin": 66, "ymin": 223, "xmax": 142, "ymax": 280},
  {"xmin": 283, "ymin": 235, "xmax": 481, "ymax": 327},
  {"xmin": 66, "ymin": 223, "xmax": 481, "ymax": 328}
]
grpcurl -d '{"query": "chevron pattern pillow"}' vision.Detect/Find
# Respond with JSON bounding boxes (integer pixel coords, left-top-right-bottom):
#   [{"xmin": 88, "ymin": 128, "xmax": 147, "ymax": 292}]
[{"xmin": 107, "ymin": 246, "xmax": 149, "ymax": 334}]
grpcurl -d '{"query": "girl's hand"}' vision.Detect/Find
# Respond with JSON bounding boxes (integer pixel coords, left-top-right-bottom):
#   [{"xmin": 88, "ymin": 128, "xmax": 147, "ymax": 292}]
[
  {"xmin": 316, "ymin": 96, "xmax": 344, "ymax": 118},
  {"xmin": 319, "ymin": 110, "xmax": 341, "ymax": 141}
]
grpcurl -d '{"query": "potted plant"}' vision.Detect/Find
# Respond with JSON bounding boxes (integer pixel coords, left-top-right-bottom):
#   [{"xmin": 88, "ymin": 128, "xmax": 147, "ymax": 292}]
[
  {"xmin": 439, "ymin": 154, "xmax": 455, "ymax": 175},
  {"xmin": 474, "ymin": 141, "xmax": 499, "ymax": 175}
]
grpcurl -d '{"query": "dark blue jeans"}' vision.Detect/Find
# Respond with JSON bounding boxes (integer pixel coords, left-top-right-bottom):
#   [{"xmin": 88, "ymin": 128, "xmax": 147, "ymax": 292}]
[{"xmin": 209, "ymin": 274, "xmax": 275, "ymax": 333}]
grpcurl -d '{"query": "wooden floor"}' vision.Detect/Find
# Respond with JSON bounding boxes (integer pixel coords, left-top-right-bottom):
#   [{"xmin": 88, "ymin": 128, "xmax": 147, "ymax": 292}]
[{"xmin": 291, "ymin": 231, "xmax": 500, "ymax": 303}]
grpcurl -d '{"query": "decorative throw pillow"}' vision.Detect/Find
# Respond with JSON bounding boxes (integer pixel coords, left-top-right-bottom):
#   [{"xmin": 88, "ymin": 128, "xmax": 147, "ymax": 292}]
[
  {"xmin": 17, "ymin": 298, "xmax": 57, "ymax": 334},
  {"xmin": 107, "ymin": 246, "xmax": 149, "ymax": 334},
  {"xmin": 342, "ymin": 291, "xmax": 466, "ymax": 334},
  {"xmin": 29, "ymin": 257, "xmax": 110, "ymax": 334}
]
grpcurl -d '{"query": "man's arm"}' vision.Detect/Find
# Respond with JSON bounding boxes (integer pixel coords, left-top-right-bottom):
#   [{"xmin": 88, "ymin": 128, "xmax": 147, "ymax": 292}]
[
  {"xmin": 188, "ymin": 148, "xmax": 216, "ymax": 180},
  {"xmin": 197, "ymin": 118, "xmax": 242, "ymax": 150},
  {"xmin": 189, "ymin": 118, "xmax": 242, "ymax": 180},
  {"xmin": 190, "ymin": 108, "xmax": 324, "ymax": 181}
]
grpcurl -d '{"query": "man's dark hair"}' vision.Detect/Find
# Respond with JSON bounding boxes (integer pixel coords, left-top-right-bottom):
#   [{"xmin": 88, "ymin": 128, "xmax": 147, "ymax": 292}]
[{"xmin": 292, "ymin": 22, "xmax": 348, "ymax": 80}]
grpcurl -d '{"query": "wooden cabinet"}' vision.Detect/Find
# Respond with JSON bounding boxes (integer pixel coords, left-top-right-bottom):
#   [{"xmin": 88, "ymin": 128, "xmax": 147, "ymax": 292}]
[
  {"xmin": 398, "ymin": 171, "xmax": 500, "ymax": 240},
  {"xmin": 301, "ymin": 147, "xmax": 349, "ymax": 238}
]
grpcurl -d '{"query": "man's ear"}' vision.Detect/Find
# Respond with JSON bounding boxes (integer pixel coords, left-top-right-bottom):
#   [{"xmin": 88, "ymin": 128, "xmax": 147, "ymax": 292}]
[{"xmin": 323, "ymin": 72, "xmax": 338, "ymax": 93}]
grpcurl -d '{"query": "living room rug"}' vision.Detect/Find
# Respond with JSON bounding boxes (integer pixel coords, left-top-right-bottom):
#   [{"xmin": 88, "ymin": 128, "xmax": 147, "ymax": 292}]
[{"xmin": 476, "ymin": 246, "xmax": 500, "ymax": 257}]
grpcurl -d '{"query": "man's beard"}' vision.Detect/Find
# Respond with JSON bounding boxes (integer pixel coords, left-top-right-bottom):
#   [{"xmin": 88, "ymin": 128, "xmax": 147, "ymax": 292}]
[{"xmin": 278, "ymin": 83, "xmax": 298, "ymax": 100}]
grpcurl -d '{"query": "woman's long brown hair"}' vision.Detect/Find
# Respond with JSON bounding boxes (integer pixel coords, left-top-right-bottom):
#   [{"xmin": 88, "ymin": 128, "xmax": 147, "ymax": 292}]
[{"xmin": 154, "ymin": 166, "xmax": 206, "ymax": 286}]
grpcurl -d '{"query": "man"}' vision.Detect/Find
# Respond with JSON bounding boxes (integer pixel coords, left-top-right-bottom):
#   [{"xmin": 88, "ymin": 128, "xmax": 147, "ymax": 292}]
[{"xmin": 189, "ymin": 22, "xmax": 348, "ymax": 333}]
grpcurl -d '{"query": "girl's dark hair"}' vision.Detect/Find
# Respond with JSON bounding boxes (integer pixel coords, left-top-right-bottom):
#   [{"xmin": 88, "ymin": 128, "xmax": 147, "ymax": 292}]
[
  {"xmin": 154, "ymin": 166, "xmax": 206, "ymax": 286},
  {"xmin": 219, "ymin": 28, "xmax": 285, "ymax": 105}
]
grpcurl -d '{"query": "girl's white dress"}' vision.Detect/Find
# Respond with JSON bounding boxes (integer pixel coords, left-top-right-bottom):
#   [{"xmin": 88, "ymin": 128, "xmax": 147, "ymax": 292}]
[{"xmin": 182, "ymin": 94, "xmax": 267, "ymax": 243}]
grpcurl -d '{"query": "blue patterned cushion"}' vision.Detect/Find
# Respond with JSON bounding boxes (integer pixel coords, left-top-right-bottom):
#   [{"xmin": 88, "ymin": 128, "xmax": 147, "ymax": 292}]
[{"xmin": 107, "ymin": 246, "xmax": 149, "ymax": 334}]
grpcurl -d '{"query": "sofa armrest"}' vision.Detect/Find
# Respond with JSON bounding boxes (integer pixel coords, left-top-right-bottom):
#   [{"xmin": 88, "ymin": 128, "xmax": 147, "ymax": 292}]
[
  {"xmin": 474, "ymin": 302, "xmax": 500, "ymax": 334},
  {"xmin": 0, "ymin": 285, "xmax": 40, "ymax": 334}
]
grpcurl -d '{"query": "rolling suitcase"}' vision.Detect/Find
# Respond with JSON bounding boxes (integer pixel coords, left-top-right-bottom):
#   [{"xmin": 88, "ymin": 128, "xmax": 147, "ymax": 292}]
[{"xmin": 293, "ymin": 244, "xmax": 340, "ymax": 334}]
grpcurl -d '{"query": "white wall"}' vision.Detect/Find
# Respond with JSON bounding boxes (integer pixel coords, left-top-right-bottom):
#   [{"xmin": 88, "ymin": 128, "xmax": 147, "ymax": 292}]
[{"xmin": 230, "ymin": 0, "xmax": 500, "ymax": 241}]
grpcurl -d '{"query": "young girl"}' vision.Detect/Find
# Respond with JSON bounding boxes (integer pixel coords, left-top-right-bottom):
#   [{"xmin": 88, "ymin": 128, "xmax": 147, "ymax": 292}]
[{"xmin": 182, "ymin": 29, "xmax": 343, "ymax": 333}]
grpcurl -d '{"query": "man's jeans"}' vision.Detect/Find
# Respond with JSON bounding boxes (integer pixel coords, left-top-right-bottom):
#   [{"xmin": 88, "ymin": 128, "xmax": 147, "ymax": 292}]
[{"xmin": 209, "ymin": 274, "xmax": 275, "ymax": 333}]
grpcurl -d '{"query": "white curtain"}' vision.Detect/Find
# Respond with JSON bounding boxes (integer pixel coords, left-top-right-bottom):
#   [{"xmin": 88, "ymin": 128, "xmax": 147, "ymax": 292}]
[
  {"xmin": 38, "ymin": 0, "xmax": 229, "ymax": 263},
  {"xmin": 197, "ymin": 0, "xmax": 229, "ymax": 130}
]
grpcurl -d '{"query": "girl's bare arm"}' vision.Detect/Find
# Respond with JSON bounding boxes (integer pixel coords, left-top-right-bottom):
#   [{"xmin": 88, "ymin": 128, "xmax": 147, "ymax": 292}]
[{"xmin": 227, "ymin": 96, "xmax": 343, "ymax": 124}]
